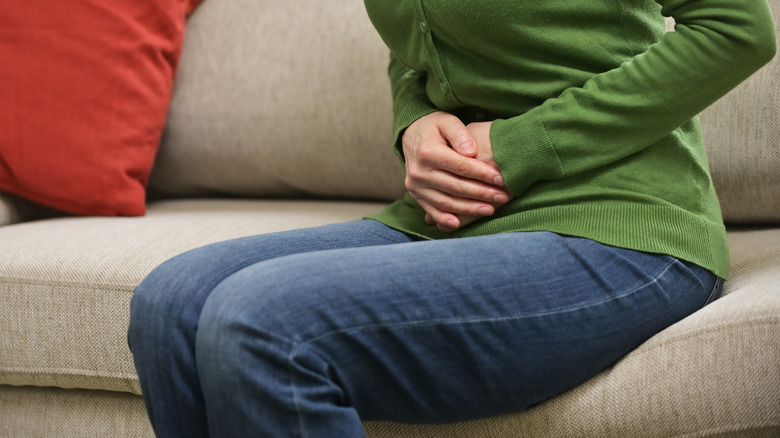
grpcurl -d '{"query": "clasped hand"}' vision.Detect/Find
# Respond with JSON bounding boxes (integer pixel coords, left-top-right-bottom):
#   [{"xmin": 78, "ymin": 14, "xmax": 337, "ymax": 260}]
[{"xmin": 402, "ymin": 111, "xmax": 511, "ymax": 233}]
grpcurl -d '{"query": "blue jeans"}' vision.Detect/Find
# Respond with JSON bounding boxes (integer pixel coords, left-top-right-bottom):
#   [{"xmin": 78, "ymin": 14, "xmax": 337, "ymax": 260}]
[{"xmin": 128, "ymin": 219, "xmax": 722, "ymax": 438}]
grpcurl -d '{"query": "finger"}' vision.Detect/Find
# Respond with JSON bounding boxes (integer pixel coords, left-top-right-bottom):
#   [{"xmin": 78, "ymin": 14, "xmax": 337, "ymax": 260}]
[
  {"xmin": 409, "ymin": 168, "xmax": 509, "ymax": 205},
  {"xmin": 421, "ymin": 200, "xmax": 484, "ymax": 233},
  {"xmin": 435, "ymin": 212, "xmax": 481, "ymax": 233},
  {"xmin": 412, "ymin": 185, "xmax": 497, "ymax": 218},
  {"xmin": 438, "ymin": 116, "xmax": 477, "ymax": 157},
  {"xmin": 413, "ymin": 142, "xmax": 503, "ymax": 189},
  {"xmin": 438, "ymin": 150, "xmax": 504, "ymax": 188},
  {"xmin": 437, "ymin": 222, "xmax": 458, "ymax": 233},
  {"xmin": 414, "ymin": 197, "xmax": 461, "ymax": 230},
  {"xmin": 409, "ymin": 153, "xmax": 507, "ymax": 200},
  {"xmin": 453, "ymin": 214, "xmax": 482, "ymax": 229}
]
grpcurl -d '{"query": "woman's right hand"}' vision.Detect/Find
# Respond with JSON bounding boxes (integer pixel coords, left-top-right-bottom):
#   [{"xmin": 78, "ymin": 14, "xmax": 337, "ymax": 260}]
[{"xmin": 401, "ymin": 111, "xmax": 509, "ymax": 232}]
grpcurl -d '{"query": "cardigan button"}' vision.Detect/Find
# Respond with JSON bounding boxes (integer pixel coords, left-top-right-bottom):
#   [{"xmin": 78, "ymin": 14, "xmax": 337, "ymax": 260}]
[
  {"xmin": 439, "ymin": 81, "xmax": 449, "ymax": 93},
  {"xmin": 419, "ymin": 21, "xmax": 428, "ymax": 33}
]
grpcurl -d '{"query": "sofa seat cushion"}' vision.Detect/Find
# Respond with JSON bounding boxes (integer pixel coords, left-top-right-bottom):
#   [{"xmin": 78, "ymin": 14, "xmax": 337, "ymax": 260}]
[
  {"xmin": 1, "ymin": 226, "xmax": 778, "ymax": 437},
  {"xmin": 0, "ymin": 199, "xmax": 387, "ymax": 393},
  {"xmin": 0, "ymin": 386, "xmax": 152, "ymax": 438},
  {"xmin": 0, "ymin": 203, "xmax": 778, "ymax": 436}
]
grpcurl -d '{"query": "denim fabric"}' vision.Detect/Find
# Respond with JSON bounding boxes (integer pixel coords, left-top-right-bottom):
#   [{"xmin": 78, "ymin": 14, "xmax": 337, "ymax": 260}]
[{"xmin": 128, "ymin": 220, "xmax": 722, "ymax": 438}]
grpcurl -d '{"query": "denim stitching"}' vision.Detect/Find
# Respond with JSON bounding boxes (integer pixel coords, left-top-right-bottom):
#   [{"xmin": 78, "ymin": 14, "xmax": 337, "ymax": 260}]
[
  {"xmin": 298, "ymin": 259, "xmax": 678, "ymax": 348},
  {"xmin": 289, "ymin": 343, "xmax": 309, "ymax": 438},
  {"xmin": 704, "ymin": 277, "xmax": 724, "ymax": 305}
]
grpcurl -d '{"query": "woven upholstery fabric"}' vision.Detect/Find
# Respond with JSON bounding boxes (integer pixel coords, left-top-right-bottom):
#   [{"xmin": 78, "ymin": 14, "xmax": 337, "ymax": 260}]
[
  {"xmin": 149, "ymin": 0, "xmax": 780, "ymax": 219},
  {"xmin": 0, "ymin": 199, "xmax": 386, "ymax": 393},
  {"xmin": 699, "ymin": 2, "xmax": 780, "ymax": 224},
  {"xmin": 0, "ymin": 386, "xmax": 153, "ymax": 438},
  {"xmin": 1, "ymin": 201, "xmax": 778, "ymax": 436},
  {"xmin": 1, "ymin": 383, "xmax": 777, "ymax": 438},
  {"xmin": 148, "ymin": 0, "xmax": 405, "ymax": 202},
  {"xmin": 0, "ymin": 193, "xmax": 18, "ymax": 226}
]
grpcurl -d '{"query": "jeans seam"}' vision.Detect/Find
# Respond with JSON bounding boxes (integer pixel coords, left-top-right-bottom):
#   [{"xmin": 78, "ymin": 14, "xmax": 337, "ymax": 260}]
[
  {"xmin": 704, "ymin": 277, "xmax": 724, "ymax": 305},
  {"xmin": 297, "ymin": 259, "xmax": 678, "ymax": 349},
  {"xmin": 285, "ymin": 335, "xmax": 310, "ymax": 438}
]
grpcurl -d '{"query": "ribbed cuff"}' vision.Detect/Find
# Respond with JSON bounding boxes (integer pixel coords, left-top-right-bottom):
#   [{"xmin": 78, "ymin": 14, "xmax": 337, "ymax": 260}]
[{"xmin": 490, "ymin": 107, "xmax": 564, "ymax": 196}]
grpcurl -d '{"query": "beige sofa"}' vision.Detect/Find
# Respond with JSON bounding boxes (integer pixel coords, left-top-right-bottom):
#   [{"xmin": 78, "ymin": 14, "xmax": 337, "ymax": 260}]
[{"xmin": 1, "ymin": 0, "xmax": 778, "ymax": 436}]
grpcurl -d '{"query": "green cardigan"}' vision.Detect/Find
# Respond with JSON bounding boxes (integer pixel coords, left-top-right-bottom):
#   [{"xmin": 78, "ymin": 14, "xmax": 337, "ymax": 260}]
[{"xmin": 363, "ymin": 0, "xmax": 776, "ymax": 279}]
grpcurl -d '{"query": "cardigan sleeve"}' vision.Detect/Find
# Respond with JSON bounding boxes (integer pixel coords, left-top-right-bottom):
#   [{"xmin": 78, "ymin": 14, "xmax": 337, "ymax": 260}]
[
  {"xmin": 387, "ymin": 52, "xmax": 439, "ymax": 162},
  {"xmin": 490, "ymin": 0, "xmax": 777, "ymax": 197}
]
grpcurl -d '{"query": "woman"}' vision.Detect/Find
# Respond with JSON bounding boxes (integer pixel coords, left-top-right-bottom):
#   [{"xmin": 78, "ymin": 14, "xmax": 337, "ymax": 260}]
[{"xmin": 128, "ymin": 0, "xmax": 776, "ymax": 436}]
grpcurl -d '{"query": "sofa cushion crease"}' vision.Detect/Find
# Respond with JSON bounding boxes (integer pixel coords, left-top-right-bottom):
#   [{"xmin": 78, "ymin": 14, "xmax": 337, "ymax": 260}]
[{"xmin": 0, "ymin": 386, "xmax": 154, "ymax": 438}]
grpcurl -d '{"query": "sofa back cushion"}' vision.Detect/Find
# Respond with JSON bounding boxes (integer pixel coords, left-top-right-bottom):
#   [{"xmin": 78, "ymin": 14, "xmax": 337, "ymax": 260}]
[
  {"xmin": 148, "ymin": 0, "xmax": 405, "ymax": 201},
  {"xmin": 0, "ymin": 193, "xmax": 61, "ymax": 227},
  {"xmin": 698, "ymin": 5, "xmax": 778, "ymax": 225},
  {"xmin": 152, "ymin": 0, "xmax": 778, "ymax": 223}
]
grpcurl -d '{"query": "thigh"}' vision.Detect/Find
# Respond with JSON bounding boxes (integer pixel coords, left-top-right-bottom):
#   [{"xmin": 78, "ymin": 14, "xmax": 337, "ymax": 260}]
[
  {"xmin": 128, "ymin": 220, "xmax": 414, "ymax": 437},
  {"xmin": 198, "ymin": 230, "xmax": 718, "ymax": 424},
  {"xmin": 130, "ymin": 219, "xmax": 412, "ymax": 316}
]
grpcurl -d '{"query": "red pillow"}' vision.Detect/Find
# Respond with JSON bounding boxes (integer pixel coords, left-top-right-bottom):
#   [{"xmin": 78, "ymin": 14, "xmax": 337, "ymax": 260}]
[{"xmin": 0, "ymin": 0, "xmax": 201, "ymax": 216}]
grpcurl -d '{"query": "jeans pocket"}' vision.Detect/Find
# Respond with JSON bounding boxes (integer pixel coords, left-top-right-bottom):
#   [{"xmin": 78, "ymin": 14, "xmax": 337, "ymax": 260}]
[{"xmin": 704, "ymin": 277, "xmax": 725, "ymax": 305}]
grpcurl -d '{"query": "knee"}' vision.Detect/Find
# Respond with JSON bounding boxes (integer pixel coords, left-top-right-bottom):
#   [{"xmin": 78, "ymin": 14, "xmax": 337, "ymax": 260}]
[
  {"xmin": 197, "ymin": 277, "xmax": 288, "ymax": 344},
  {"xmin": 194, "ymin": 267, "xmax": 314, "ymax": 363},
  {"xmin": 128, "ymin": 248, "xmax": 215, "ymax": 349},
  {"xmin": 130, "ymin": 255, "xmax": 185, "ymax": 322},
  {"xmin": 194, "ymin": 253, "xmax": 363, "ymax": 369},
  {"xmin": 195, "ymin": 285, "xmax": 279, "ymax": 377},
  {"xmin": 128, "ymin": 260, "xmax": 177, "ymax": 351}
]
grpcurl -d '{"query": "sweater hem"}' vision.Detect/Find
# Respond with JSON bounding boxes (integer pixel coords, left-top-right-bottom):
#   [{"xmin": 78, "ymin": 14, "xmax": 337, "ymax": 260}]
[{"xmin": 366, "ymin": 200, "xmax": 730, "ymax": 279}]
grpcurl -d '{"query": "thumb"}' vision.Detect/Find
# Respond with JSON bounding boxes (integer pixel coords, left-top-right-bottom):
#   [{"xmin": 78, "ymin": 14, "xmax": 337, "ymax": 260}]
[{"xmin": 439, "ymin": 116, "xmax": 477, "ymax": 157}]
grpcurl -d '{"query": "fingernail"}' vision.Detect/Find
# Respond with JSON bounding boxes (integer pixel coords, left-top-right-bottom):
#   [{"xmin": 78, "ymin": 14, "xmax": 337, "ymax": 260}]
[
  {"xmin": 493, "ymin": 194, "xmax": 508, "ymax": 204},
  {"xmin": 493, "ymin": 175, "xmax": 504, "ymax": 187},
  {"xmin": 478, "ymin": 206, "xmax": 493, "ymax": 216},
  {"xmin": 460, "ymin": 142, "xmax": 475, "ymax": 155}
]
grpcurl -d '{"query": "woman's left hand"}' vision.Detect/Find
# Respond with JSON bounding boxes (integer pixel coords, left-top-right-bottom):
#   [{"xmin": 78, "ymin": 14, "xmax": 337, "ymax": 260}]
[{"xmin": 425, "ymin": 121, "xmax": 513, "ymax": 232}]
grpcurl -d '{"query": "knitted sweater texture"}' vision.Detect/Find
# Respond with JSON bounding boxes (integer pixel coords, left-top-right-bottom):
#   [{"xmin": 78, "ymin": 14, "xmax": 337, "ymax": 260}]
[{"xmin": 363, "ymin": 0, "xmax": 777, "ymax": 279}]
